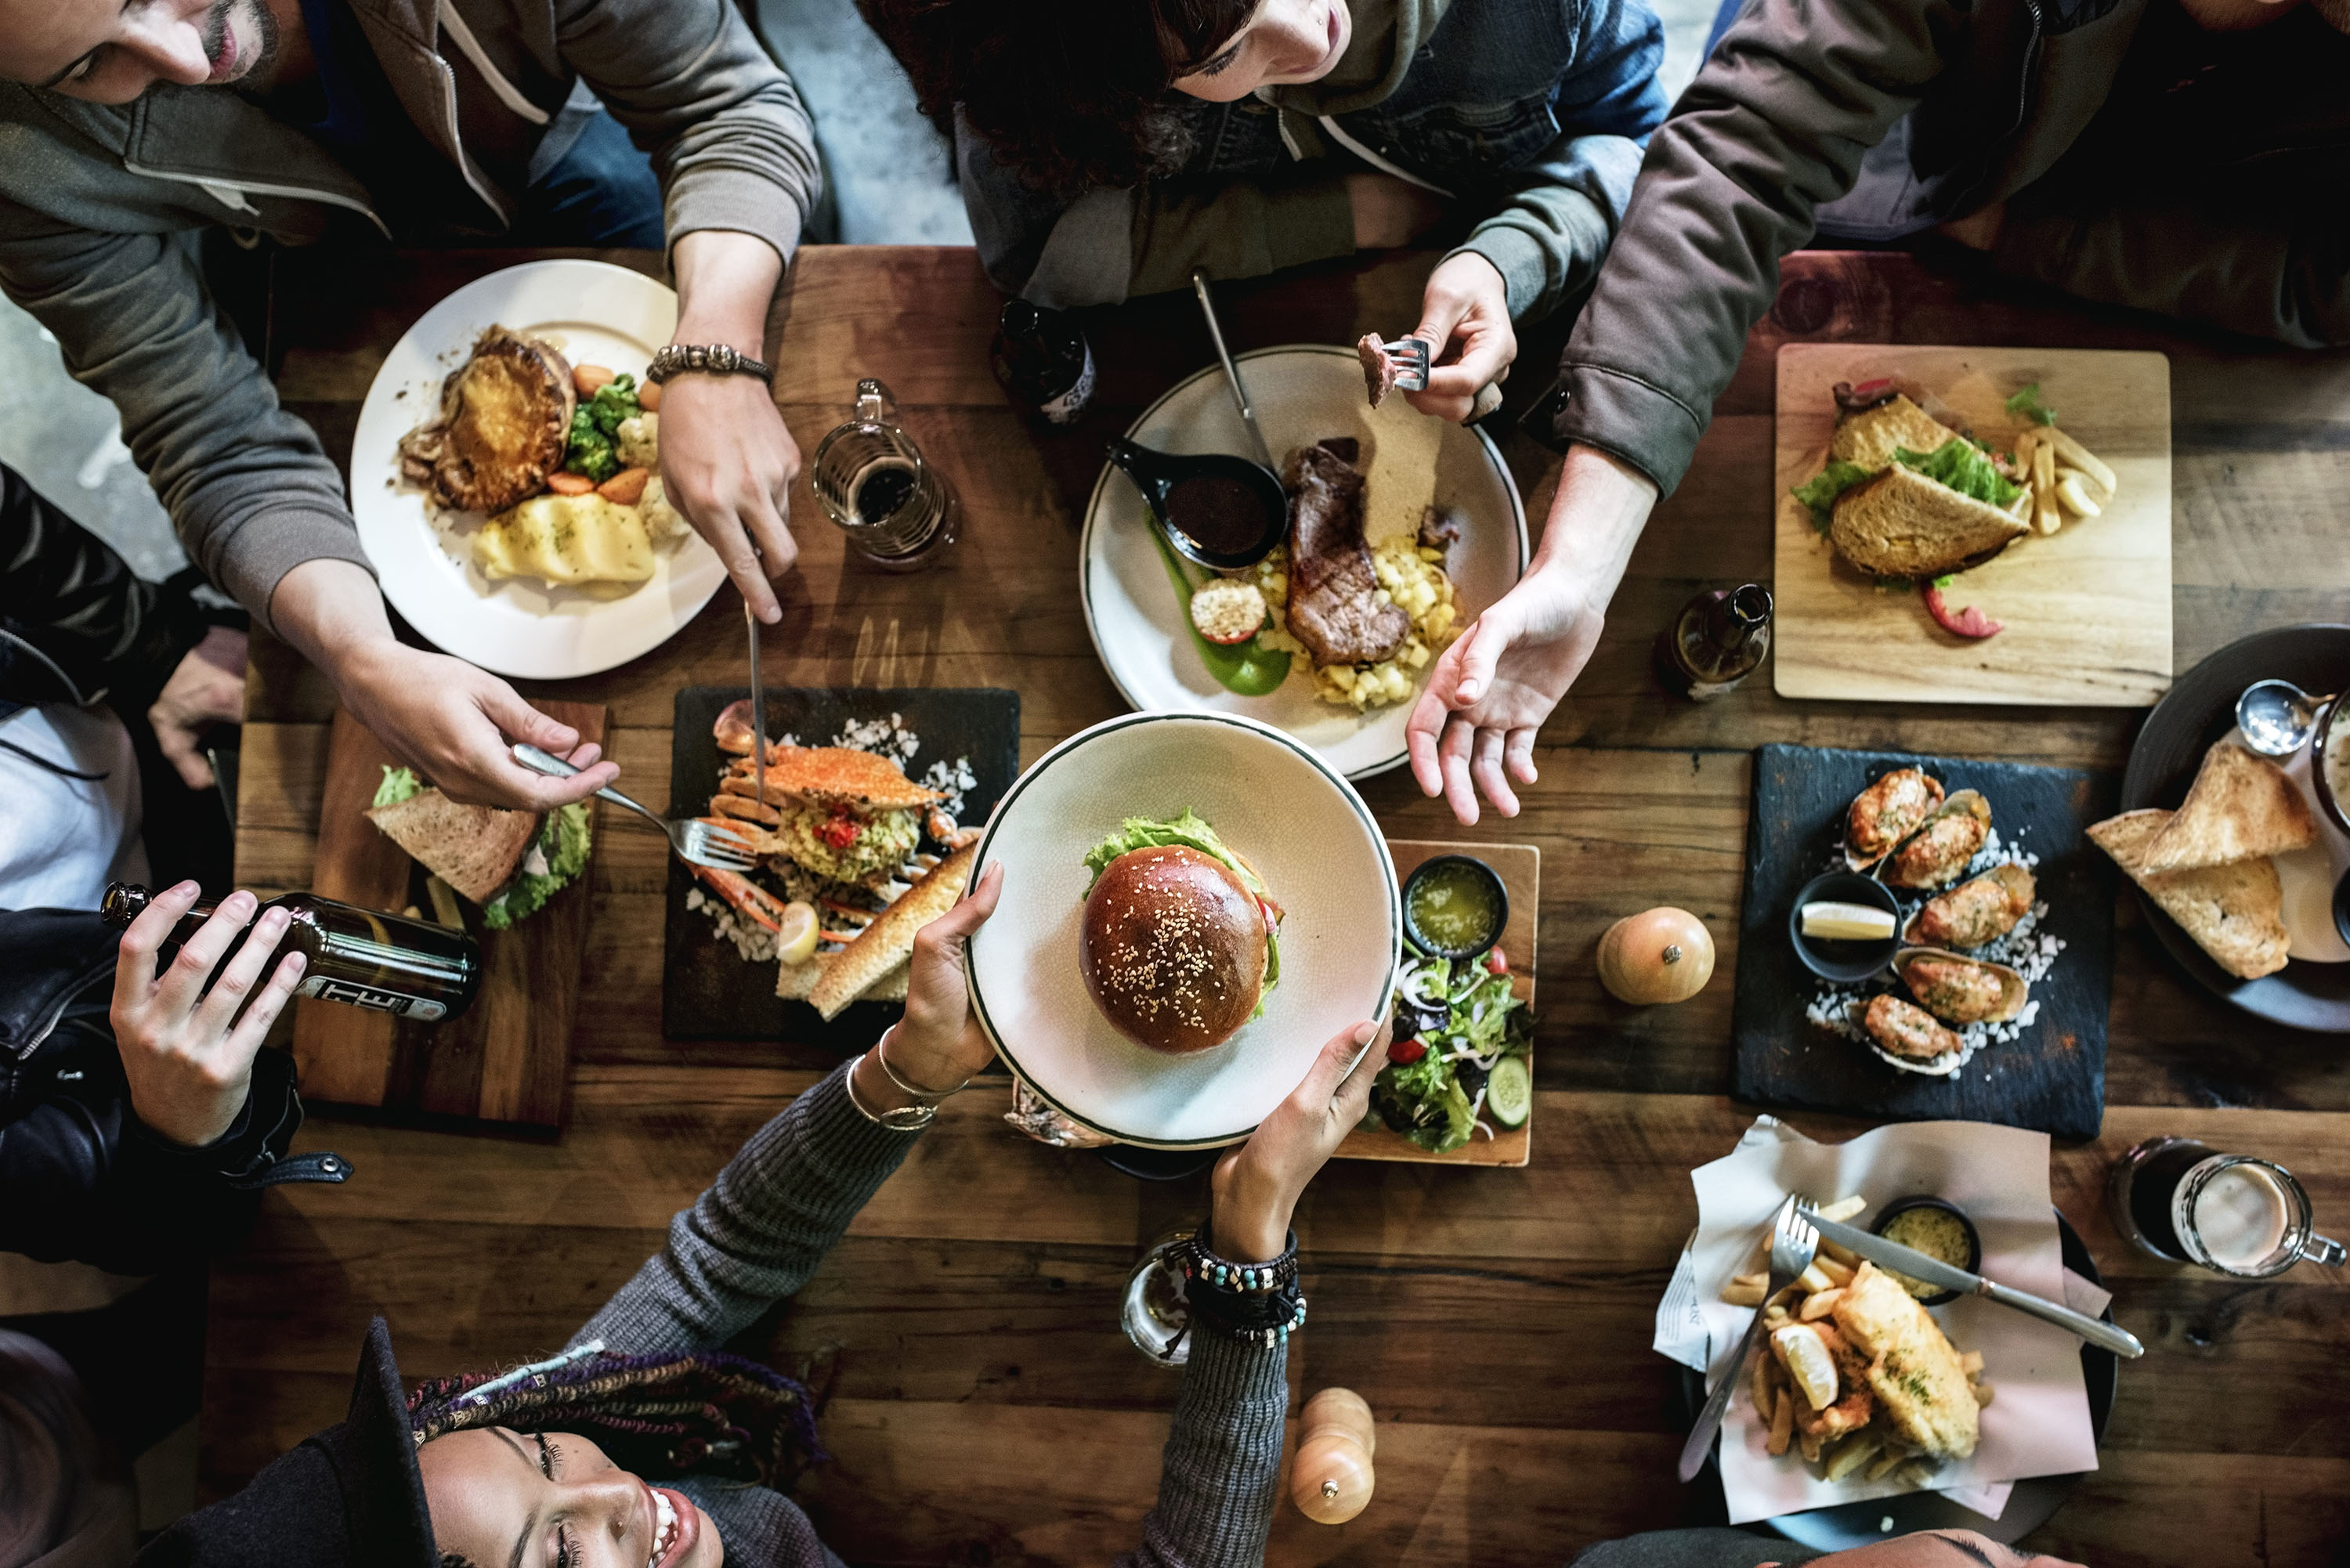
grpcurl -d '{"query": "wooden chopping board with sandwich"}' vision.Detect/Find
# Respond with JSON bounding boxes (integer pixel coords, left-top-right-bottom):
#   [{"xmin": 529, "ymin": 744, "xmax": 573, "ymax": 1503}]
[{"xmin": 293, "ymin": 704, "xmax": 602, "ymax": 1127}]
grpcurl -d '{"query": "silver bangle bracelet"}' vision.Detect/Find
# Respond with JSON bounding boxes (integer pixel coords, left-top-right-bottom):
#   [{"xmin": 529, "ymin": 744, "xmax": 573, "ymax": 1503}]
[
  {"xmin": 873, "ymin": 1025, "xmax": 968, "ymax": 1104},
  {"xmin": 844, "ymin": 1050, "xmax": 935, "ymax": 1131}
]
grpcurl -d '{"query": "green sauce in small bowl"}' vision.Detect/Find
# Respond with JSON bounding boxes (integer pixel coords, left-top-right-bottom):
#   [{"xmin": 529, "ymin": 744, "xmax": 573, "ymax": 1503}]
[{"xmin": 1402, "ymin": 856, "xmax": 1507, "ymax": 959}]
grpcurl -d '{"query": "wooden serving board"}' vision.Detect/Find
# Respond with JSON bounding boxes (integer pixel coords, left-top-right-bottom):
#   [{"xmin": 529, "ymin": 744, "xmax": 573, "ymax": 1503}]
[
  {"xmin": 1335, "ymin": 839, "xmax": 1538, "ymax": 1168},
  {"xmin": 1731, "ymin": 744, "xmax": 2119, "ymax": 1142},
  {"xmin": 291, "ymin": 703, "xmax": 603, "ymax": 1128},
  {"xmin": 1772, "ymin": 344, "xmax": 2171, "ymax": 706}
]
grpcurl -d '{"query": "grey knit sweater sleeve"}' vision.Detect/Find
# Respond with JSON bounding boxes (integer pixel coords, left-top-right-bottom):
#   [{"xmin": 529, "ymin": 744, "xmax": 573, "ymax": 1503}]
[{"xmin": 572, "ymin": 1060, "xmax": 1293, "ymax": 1568}]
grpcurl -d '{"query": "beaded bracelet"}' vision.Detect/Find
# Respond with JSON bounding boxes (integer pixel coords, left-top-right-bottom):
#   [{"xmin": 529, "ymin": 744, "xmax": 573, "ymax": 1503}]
[
  {"xmin": 1173, "ymin": 1228, "xmax": 1299, "ymax": 1295},
  {"xmin": 1176, "ymin": 1229, "xmax": 1307, "ymax": 1346}
]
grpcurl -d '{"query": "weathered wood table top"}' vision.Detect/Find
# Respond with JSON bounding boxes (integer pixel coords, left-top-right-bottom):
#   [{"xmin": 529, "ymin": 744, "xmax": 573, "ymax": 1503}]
[{"xmin": 213, "ymin": 244, "xmax": 2350, "ymax": 1566}]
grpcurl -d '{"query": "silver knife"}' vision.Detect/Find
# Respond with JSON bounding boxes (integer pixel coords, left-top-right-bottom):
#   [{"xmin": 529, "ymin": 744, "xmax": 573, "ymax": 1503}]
[
  {"xmin": 1802, "ymin": 1206, "xmax": 2143, "ymax": 1359},
  {"xmin": 745, "ymin": 601, "xmax": 767, "ymax": 808}
]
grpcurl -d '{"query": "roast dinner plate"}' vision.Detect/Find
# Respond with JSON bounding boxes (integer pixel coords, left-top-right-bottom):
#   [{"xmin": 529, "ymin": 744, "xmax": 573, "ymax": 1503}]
[
  {"xmin": 964, "ymin": 711, "xmax": 1400, "ymax": 1147},
  {"xmin": 2120, "ymin": 623, "xmax": 2350, "ymax": 1033},
  {"xmin": 1079, "ymin": 345, "xmax": 1529, "ymax": 781},
  {"xmin": 350, "ymin": 259, "xmax": 725, "ymax": 680}
]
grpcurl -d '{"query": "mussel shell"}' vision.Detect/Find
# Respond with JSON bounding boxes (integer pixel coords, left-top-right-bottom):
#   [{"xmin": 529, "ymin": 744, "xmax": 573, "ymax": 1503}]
[
  {"xmin": 1844, "ymin": 768, "xmax": 1947, "ymax": 872},
  {"xmin": 1879, "ymin": 789, "xmax": 1994, "ymax": 889},
  {"xmin": 1857, "ymin": 994, "xmax": 1965, "ymax": 1076},
  {"xmin": 1894, "ymin": 945, "xmax": 2028, "ymax": 1024},
  {"xmin": 1899, "ymin": 862, "xmax": 2037, "ymax": 946}
]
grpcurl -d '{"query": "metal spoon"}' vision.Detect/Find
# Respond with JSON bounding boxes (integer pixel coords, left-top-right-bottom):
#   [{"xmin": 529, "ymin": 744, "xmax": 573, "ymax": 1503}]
[
  {"xmin": 2237, "ymin": 678, "xmax": 2333, "ymax": 756},
  {"xmin": 1189, "ymin": 268, "xmax": 1278, "ymax": 473}
]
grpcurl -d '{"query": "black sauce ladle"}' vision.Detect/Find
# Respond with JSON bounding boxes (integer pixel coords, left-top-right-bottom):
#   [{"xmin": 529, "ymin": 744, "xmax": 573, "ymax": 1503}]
[{"xmin": 1105, "ymin": 438, "xmax": 1287, "ymax": 570}]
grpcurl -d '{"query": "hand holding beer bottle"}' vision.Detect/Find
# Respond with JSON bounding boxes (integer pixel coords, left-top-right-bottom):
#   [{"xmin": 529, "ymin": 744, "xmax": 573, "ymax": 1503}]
[{"xmin": 110, "ymin": 882, "xmax": 309, "ymax": 1148}]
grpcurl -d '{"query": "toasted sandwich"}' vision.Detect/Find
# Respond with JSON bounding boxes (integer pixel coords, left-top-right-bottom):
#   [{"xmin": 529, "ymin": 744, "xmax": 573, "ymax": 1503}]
[
  {"xmin": 367, "ymin": 767, "xmax": 591, "ymax": 930},
  {"xmin": 1795, "ymin": 389, "xmax": 2032, "ymax": 579}
]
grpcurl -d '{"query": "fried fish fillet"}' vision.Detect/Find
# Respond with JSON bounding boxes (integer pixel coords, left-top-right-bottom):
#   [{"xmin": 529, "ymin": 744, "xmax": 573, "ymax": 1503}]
[
  {"xmin": 725, "ymin": 746, "xmax": 945, "ymax": 811},
  {"xmin": 1831, "ymin": 1262, "xmax": 1979, "ymax": 1461}
]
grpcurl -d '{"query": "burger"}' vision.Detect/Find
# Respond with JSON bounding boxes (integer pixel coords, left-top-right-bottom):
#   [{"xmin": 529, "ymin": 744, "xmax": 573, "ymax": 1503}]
[{"xmin": 1079, "ymin": 810, "xmax": 1282, "ymax": 1055}]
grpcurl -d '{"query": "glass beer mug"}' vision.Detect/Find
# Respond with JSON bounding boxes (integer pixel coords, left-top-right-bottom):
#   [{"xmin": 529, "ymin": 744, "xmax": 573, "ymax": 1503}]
[
  {"xmin": 810, "ymin": 378, "xmax": 958, "ymax": 571},
  {"xmin": 2110, "ymin": 1136, "xmax": 2346, "ymax": 1279}
]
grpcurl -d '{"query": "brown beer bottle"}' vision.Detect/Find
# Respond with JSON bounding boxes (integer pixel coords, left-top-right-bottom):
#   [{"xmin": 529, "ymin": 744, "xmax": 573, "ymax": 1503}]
[
  {"xmin": 101, "ymin": 883, "xmax": 482, "ymax": 1023},
  {"xmin": 1655, "ymin": 583, "xmax": 1773, "ymax": 699}
]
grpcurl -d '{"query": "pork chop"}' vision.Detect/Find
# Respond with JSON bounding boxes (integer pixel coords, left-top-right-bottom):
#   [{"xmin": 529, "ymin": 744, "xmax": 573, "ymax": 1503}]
[
  {"xmin": 1283, "ymin": 438, "xmax": 1408, "ymax": 667},
  {"xmin": 399, "ymin": 327, "xmax": 575, "ymax": 515}
]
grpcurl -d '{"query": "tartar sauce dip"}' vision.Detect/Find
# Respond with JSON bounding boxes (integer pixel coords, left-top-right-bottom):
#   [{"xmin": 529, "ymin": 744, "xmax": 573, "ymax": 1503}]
[{"xmin": 1881, "ymin": 1204, "xmax": 1974, "ymax": 1299}]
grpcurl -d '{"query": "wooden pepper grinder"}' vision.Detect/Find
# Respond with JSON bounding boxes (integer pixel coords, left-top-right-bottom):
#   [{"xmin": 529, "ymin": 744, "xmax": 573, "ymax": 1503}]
[{"xmin": 1289, "ymin": 1387, "xmax": 1376, "ymax": 1524}]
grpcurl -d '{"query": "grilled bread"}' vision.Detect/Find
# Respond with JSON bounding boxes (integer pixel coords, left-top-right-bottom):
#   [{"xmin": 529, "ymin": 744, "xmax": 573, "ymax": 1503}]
[
  {"xmin": 365, "ymin": 788, "xmax": 538, "ymax": 904},
  {"xmin": 2138, "ymin": 741, "xmax": 2317, "ymax": 873},
  {"xmin": 1831, "ymin": 1262, "xmax": 1979, "ymax": 1461},
  {"xmin": 804, "ymin": 842, "xmax": 978, "ymax": 1019},
  {"xmin": 1829, "ymin": 464, "xmax": 2030, "ymax": 579},
  {"xmin": 1831, "ymin": 395, "xmax": 1964, "ymax": 472},
  {"xmin": 399, "ymin": 327, "xmax": 575, "ymax": 515},
  {"xmin": 727, "ymin": 746, "xmax": 944, "ymax": 812},
  {"xmin": 2089, "ymin": 807, "xmax": 2290, "ymax": 980}
]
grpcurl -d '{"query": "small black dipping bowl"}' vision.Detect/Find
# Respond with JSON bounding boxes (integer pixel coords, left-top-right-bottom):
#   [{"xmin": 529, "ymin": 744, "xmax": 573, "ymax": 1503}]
[
  {"xmin": 1788, "ymin": 871, "xmax": 1901, "ymax": 983},
  {"xmin": 1870, "ymin": 1195, "xmax": 1983, "ymax": 1307},
  {"xmin": 1401, "ymin": 854, "xmax": 1509, "ymax": 962},
  {"xmin": 2334, "ymin": 865, "xmax": 2350, "ymax": 951}
]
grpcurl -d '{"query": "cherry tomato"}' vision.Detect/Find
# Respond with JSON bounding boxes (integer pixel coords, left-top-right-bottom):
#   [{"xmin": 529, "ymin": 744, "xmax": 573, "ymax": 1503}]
[
  {"xmin": 1388, "ymin": 1037, "xmax": 1426, "ymax": 1065},
  {"xmin": 1484, "ymin": 946, "xmax": 1509, "ymax": 976}
]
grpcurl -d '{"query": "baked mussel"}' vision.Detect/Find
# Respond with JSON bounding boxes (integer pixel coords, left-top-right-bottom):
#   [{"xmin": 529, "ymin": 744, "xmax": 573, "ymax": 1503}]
[
  {"xmin": 1894, "ymin": 946, "xmax": 2028, "ymax": 1024},
  {"xmin": 1901, "ymin": 862, "xmax": 2035, "ymax": 948},
  {"xmin": 1846, "ymin": 767, "xmax": 1946, "ymax": 871},
  {"xmin": 1882, "ymin": 790, "xmax": 1992, "ymax": 890},
  {"xmin": 1861, "ymin": 993, "xmax": 1965, "ymax": 1075}
]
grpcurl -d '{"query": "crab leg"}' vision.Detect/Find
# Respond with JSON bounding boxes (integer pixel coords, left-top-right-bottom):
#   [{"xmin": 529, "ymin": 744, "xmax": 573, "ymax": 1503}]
[{"xmin": 689, "ymin": 862, "xmax": 791, "ymax": 934}]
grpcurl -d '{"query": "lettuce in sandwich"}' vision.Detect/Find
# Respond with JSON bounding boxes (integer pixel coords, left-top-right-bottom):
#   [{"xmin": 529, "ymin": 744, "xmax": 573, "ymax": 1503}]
[{"xmin": 368, "ymin": 765, "xmax": 590, "ymax": 930}]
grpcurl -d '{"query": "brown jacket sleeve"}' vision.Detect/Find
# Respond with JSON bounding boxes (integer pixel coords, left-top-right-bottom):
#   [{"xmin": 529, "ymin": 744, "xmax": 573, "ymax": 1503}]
[{"xmin": 1545, "ymin": 0, "xmax": 1959, "ymax": 493}]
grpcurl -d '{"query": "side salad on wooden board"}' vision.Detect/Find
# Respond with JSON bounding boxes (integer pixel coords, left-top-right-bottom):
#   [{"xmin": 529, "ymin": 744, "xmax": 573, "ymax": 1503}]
[{"xmin": 1365, "ymin": 944, "xmax": 1532, "ymax": 1154}]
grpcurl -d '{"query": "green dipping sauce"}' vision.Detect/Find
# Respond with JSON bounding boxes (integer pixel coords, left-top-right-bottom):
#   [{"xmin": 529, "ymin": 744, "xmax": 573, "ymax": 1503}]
[{"xmin": 1408, "ymin": 861, "xmax": 1502, "ymax": 954}]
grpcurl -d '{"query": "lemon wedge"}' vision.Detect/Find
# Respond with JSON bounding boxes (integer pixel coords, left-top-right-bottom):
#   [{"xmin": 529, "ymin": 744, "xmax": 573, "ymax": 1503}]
[
  {"xmin": 1799, "ymin": 901, "xmax": 1896, "ymax": 942},
  {"xmin": 1771, "ymin": 1323, "xmax": 1839, "ymax": 1411},
  {"xmin": 777, "ymin": 900, "xmax": 820, "ymax": 966}
]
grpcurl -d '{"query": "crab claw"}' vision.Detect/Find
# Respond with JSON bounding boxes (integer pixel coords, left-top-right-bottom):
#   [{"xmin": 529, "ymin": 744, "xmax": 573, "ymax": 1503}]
[
  {"xmin": 714, "ymin": 699, "xmax": 764, "ymax": 756},
  {"xmin": 689, "ymin": 862, "xmax": 791, "ymax": 933}
]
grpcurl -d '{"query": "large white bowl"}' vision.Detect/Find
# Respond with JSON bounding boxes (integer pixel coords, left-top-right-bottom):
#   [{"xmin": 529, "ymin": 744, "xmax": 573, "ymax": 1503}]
[
  {"xmin": 1081, "ymin": 345, "xmax": 1528, "ymax": 779},
  {"xmin": 966, "ymin": 711, "xmax": 1400, "ymax": 1147},
  {"xmin": 350, "ymin": 259, "xmax": 725, "ymax": 680}
]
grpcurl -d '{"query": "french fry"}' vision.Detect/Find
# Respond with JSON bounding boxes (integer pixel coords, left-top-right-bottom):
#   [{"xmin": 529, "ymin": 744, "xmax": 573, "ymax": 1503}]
[
  {"xmin": 1795, "ymin": 1263, "xmax": 1837, "ymax": 1295},
  {"xmin": 2048, "ymin": 425, "xmax": 2117, "ymax": 494},
  {"xmin": 1893, "ymin": 1458, "xmax": 1937, "ymax": 1489},
  {"xmin": 1865, "ymin": 1447, "xmax": 1907, "ymax": 1483},
  {"xmin": 1763, "ymin": 1302, "xmax": 1791, "ymax": 1329},
  {"xmin": 2012, "ymin": 428, "xmax": 2039, "ymax": 471},
  {"xmin": 1768, "ymin": 1389, "xmax": 1795, "ymax": 1456},
  {"xmin": 1818, "ymin": 1238, "xmax": 1859, "ymax": 1268},
  {"xmin": 1817, "ymin": 1195, "xmax": 1867, "ymax": 1224},
  {"xmin": 1799, "ymin": 1430, "xmax": 1823, "ymax": 1465},
  {"xmin": 1752, "ymin": 1348, "xmax": 1777, "ymax": 1415},
  {"xmin": 1959, "ymin": 1350, "xmax": 1984, "ymax": 1378},
  {"xmin": 1798, "ymin": 1287, "xmax": 1846, "ymax": 1322},
  {"xmin": 1815, "ymin": 1256, "xmax": 1856, "ymax": 1287},
  {"xmin": 1722, "ymin": 1280, "xmax": 1766, "ymax": 1307},
  {"xmin": 1824, "ymin": 1436, "xmax": 1881, "ymax": 1483},
  {"xmin": 2055, "ymin": 470, "xmax": 2104, "ymax": 518},
  {"xmin": 2032, "ymin": 437, "xmax": 2061, "ymax": 534}
]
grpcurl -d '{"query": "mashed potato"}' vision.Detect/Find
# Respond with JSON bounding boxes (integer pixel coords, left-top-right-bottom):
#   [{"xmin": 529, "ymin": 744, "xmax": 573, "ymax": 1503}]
[
  {"xmin": 474, "ymin": 493, "xmax": 653, "ymax": 587},
  {"xmin": 1242, "ymin": 537, "xmax": 1462, "ymax": 710}
]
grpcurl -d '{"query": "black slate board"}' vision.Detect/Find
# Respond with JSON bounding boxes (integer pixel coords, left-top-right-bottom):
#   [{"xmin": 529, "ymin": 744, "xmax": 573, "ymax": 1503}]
[
  {"xmin": 661, "ymin": 687, "xmax": 1021, "ymax": 1044},
  {"xmin": 1732, "ymin": 743, "xmax": 2119, "ymax": 1141}
]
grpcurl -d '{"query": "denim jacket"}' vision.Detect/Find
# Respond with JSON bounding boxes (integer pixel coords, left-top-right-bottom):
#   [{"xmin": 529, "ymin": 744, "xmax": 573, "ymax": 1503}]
[{"xmin": 960, "ymin": 0, "xmax": 1666, "ymax": 322}]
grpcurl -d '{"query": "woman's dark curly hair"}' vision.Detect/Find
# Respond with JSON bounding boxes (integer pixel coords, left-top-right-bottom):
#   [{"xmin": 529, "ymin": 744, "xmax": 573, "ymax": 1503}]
[{"xmin": 868, "ymin": 0, "xmax": 1260, "ymax": 191}]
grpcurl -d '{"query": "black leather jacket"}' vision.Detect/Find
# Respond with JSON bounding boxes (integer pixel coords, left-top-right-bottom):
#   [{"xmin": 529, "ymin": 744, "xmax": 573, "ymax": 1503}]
[
  {"xmin": 0, "ymin": 907, "xmax": 348, "ymax": 1273},
  {"xmin": 0, "ymin": 462, "xmax": 215, "ymax": 729}
]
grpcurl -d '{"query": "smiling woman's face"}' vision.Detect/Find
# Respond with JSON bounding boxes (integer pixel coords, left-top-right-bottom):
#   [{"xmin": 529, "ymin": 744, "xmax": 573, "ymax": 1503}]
[
  {"xmin": 418, "ymin": 1427, "xmax": 723, "ymax": 1568},
  {"xmin": 1170, "ymin": 0, "xmax": 1352, "ymax": 100},
  {"xmin": 1, "ymin": 0, "xmax": 280, "ymax": 103}
]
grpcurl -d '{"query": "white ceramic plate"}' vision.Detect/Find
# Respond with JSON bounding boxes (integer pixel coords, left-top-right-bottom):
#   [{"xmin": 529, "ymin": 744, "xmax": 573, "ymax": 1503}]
[
  {"xmin": 350, "ymin": 259, "xmax": 725, "ymax": 680},
  {"xmin": 966, "ymin": 712, "xmax": 1400, "ymax": 1147},
  {"xmin": 1081, "ymin": 345, "xmax": 1529, "ymax": 780}
]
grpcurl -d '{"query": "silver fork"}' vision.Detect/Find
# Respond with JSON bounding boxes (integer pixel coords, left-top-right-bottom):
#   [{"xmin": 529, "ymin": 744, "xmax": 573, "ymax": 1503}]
[
  {"xmin": 1370, "ymin": 336, "xmax": 1433, "ymax": 392},
  {"xmin": 509, "ymin": 743, "xmax": 757, "ymax": 872},
  {"xmin": 1677, "ymin": 1195, "xmax": 1820, "ymax": 1483}
]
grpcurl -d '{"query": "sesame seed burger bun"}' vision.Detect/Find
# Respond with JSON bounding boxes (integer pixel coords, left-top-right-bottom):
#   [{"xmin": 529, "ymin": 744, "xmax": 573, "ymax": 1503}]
[{"xmin": 1080, "ymin": 844, "xmax": 1270, "ymax": 1054}]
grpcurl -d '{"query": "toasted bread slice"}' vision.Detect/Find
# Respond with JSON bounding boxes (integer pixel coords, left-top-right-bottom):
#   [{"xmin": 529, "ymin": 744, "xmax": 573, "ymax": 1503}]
[
  {"xmin": 399, "ymin": 327, "xmax": 575, "ymax": 515},
  {"xmin": 729, "ymin": 746, "xmax": 945, "ymax": 812},
  {"xmin": 778, "ymin": 955, "xmax": 909, "ymax": 1004},
  {"xmin": 807, "ymin": 842, "xmax": 978, "ymax": 1020},
  {"xmin": 2139, "ymin": 741, "xmax": 2317, "ymax": 872},
  {"xmin": 2089, "ymin": 808, "xmax": 2291, "ymax": 980},
  {"xmin": 1831, "ymin": 1262, "xmax": 1979, "ymax": 1461},
  {"xmin": 1830, "ymin": 395, "xmax": 1965, "ymax": 471},
  {"xmin": 1829, "ymin": 463, "xmax": 2030, "ymax": 578},
  {"xmin": 365, "ymin": 788, "xmax": 538, "ymax": 905}
]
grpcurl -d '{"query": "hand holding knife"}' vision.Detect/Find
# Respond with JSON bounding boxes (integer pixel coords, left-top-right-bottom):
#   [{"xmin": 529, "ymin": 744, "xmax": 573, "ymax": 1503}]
[{"xmin": 745, "ymin": 599, "xmax": 768, "ymax": 807}]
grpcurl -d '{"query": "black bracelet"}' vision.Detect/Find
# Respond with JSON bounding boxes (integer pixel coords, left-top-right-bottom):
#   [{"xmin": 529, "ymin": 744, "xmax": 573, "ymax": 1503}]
[{"xmin": 1176, "ymin": 1228, "xmax": 1307, "ymax": 1346}]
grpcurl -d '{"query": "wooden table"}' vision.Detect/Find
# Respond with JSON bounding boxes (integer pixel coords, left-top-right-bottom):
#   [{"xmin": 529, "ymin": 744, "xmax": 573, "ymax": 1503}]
[{"xmin": 213, "ymin": 244, "xmax": 2350, "ymax": 1566}]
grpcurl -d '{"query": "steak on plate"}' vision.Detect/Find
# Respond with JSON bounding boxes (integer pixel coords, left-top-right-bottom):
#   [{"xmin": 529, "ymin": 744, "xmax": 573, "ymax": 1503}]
[
  {"xmin": 399, "ymin": 327, "xmax": 575, "ymax": 515},
  {"xmin": 1282, "ymin": 437, "xmax": 1408, "ymax": 667}
]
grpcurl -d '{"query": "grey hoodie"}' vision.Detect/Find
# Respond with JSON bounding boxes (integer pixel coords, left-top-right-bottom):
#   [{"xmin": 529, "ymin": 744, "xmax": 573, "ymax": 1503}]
[{"xmin": 0, "ymin": 0, "xmax": 819, "ymax": 634}]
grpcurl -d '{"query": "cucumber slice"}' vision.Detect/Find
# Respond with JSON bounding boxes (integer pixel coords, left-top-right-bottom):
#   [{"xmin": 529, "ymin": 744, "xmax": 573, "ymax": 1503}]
[{"xmin": 1485, "ymin": 1056, "xmax": 1531, "ymax": 1128}]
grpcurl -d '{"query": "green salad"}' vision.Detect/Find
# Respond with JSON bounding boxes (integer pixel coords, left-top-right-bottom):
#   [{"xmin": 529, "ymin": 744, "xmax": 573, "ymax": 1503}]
[{"xmin": 1366, "ymin": 944, "xmax": 1532, "ymax": 1153}]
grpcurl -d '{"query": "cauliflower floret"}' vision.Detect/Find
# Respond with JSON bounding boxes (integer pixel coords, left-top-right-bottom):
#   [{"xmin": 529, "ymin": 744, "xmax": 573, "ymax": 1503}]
[
  {"xmin": 615, "ymin": 412, "xmax": 660, "ymax": 470},
  {"xmin": 639, "ymin": 473, "xmax": 688, "ymax": 540}
]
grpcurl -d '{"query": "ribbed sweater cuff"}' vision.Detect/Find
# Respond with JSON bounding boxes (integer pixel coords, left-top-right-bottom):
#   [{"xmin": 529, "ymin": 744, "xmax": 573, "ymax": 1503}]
[{"xmin": 794, "ymin": 1056, "xmax": 929, "ymax": 1169}]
